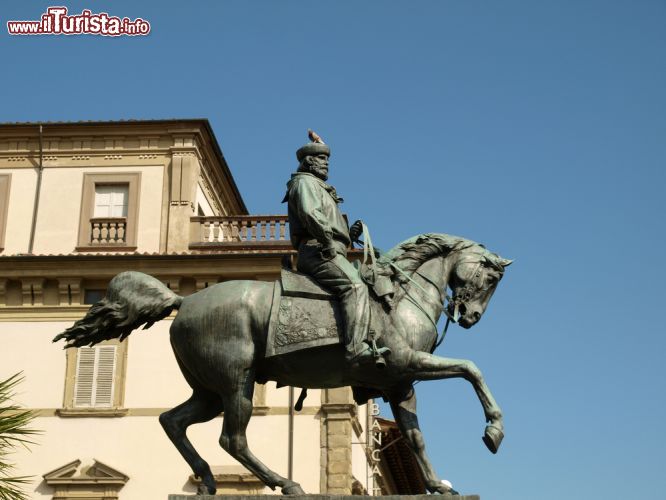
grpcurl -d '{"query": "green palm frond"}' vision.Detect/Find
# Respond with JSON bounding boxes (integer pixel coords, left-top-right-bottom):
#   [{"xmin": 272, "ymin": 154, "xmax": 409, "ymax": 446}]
[{"xmin": 0, "ymin": 373, "xmax": 40, "ymax": 500}]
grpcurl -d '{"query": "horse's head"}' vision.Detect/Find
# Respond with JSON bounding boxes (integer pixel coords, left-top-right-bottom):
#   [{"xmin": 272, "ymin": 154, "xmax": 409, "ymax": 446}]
[{"xmin": 448, "ymin": 247, "xmax": 512, "ymax": 329}]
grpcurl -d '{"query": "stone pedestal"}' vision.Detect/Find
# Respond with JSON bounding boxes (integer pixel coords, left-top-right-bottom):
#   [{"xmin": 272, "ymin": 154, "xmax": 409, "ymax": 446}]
[{"xmin": 168, "ymin": 495, "xmax": 480, "ymax": 500}]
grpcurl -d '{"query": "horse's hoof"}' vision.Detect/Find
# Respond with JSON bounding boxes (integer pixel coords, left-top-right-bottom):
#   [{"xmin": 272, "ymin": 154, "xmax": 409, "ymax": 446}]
[
  {"xmin": 426, "ymin": 480, "xmax": 458, "ymax": 495},
  {"xmin": 281, "ymin": 482, "xmax": 305, "ymax": 495},
  {"xmin": 482, "ymin": 424, "xmax": 504, "ymax": 454},
  {"xmin": 196, "ymin": 483, "xmax": 216, "ymax": 495}
]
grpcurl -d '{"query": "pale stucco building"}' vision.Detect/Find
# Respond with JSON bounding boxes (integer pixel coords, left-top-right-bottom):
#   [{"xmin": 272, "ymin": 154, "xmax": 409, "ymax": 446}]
[{"xmin": 0, "ymin": 119, "xmax": 422, "ymax": 499}]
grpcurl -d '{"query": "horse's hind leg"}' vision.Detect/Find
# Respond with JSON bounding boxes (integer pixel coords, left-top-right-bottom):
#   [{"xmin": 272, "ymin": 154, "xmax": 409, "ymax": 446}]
[
  {"xmin": 388, "ymin": 384, "xmax": 458, "ymax": 495},
  {"xmin": 160, "ymin": 390, "xmax": 223, "ymax": 495},
  {"xmin": 219, "ymin": 371, "xmax": 305, "ymax": 495}
]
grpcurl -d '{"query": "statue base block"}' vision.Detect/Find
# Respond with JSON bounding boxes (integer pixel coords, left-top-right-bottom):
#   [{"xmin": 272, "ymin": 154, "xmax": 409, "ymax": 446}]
[{"xmin": 168, "ymin": 495, "xmax": 480, "ymax": 500}]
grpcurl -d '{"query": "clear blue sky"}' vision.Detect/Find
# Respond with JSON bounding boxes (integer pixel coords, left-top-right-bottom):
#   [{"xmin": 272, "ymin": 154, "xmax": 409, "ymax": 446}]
[{"xmin": 2, "ymin": 1, "xmax": 665, "ymax": 498}]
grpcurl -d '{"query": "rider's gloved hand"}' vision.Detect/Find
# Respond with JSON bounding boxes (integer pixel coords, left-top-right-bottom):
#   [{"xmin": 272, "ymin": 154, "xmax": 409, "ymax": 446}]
[{"xmin": 349, "ymin": 220, "xmax": 363, "ymax": 244}]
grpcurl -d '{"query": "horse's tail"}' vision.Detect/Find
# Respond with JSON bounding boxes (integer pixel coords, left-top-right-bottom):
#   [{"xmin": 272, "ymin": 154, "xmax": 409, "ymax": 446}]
[{"xmin": 53, "ymin": 271, "xmax": 182, "ymax": 348}]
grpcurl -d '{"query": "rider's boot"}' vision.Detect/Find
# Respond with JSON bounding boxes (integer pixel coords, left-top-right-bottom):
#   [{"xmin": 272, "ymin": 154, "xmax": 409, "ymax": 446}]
[{"xmin": 340, "ymin": 283, "xmax": 390, "ymax": 365}]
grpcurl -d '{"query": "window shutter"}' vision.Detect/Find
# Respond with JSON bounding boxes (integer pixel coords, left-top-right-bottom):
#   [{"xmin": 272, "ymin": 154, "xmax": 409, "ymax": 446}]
[
  {"xmin": 74, "ymin": 348, "xmax": 96, "ymax": 407},
  {"xmin": 95, "ymin": 346, "xmax": 116, "ymax": 406},
  {"xmin": 74, "ymin": 345, "xmax": 117, "ymax": 408}
]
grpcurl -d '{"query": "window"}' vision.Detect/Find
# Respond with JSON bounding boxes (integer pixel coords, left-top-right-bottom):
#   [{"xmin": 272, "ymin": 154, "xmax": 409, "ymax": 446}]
[
  {"xmin": 195, "ymin": 184, "xmax": 214, "ymax": 216},
  {"xmin": 77, "ymin": 173, "xmax": 140, "ymax": 251},
  {"xmin": 58, "ymin": 340, "xmax": 128, "ymax": 417},
  {"xmin": 0, "ymin": 174, "xmax": 10, "ymax": 252},
  {"xmin": 94, "ymin": 184, "xmax": 128, "ymax": 217},
  {"xmin": 83, "ymin": 288, "xmax": 106, "ymax": 305}
]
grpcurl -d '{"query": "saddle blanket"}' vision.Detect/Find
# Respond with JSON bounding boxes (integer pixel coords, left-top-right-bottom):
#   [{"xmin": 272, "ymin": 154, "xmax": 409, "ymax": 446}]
[{"xmin": 265, "ymin": 269, "xmax": 343, "ymax": 357}]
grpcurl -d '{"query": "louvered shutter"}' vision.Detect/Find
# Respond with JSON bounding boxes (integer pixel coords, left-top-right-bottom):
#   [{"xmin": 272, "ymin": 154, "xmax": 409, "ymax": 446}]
[
  {"xmin": 74, "ymin": 345, "xmax": 117, "ymax": 408},
  {"xmin": 74, "ymin": 348, "xmax": 96, "ymax": 407},
  {"xmin": 95, "ymin": 346, "xmax": 116, "ymax": 406}
]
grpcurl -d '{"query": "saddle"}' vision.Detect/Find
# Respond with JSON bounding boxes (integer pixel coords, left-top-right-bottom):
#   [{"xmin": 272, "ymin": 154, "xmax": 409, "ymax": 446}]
[
  {"xmin": 265, "ymin": 268, "xmax": 342, "ymax": 358},
  {"xmin": 266, "ymin": 268, "xmax": 386, "ymax": 405},
  {"xmin": 279, "ymin": 267, "xmax": 335, "ymax": 300}
]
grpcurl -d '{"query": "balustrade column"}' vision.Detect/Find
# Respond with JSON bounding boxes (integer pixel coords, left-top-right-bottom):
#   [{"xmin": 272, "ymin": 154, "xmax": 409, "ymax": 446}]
[{"xmin": 240, "ymin": 220, "xmax": 248, "ymax": 240}]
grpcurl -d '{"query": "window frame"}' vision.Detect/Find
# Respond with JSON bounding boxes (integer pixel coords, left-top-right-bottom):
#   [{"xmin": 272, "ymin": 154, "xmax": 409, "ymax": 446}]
[
  {"xmin": 58, "ymin": 339, "xmax": 129, "ymax": 417},
  {"xmin": 76, "ymin": 172, "xmax": 141, "ymax": 251},
  {"xmin": 0, "ymin": 174, "xmax": 11, "ymax": 252}
]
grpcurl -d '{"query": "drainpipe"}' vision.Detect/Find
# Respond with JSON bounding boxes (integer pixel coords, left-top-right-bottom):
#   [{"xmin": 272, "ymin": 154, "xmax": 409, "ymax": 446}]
[
  {"xmin": 288, "ymin": 386, "xmax": 295, "ymax": 480},
  {"xmin": 27, "ymin": 124, "xmax": 44, "ymax": 254}
]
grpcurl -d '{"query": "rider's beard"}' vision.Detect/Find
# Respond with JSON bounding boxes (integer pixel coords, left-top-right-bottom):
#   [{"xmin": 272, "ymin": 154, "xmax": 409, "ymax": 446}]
[{"xmin": 311, "ymin": 165, "xmax": 329, "ymax": 181}]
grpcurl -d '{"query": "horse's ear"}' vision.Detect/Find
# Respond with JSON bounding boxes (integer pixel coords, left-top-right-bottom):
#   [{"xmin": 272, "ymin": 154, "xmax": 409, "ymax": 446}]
[{"xmin": 500, "ymin": 258, "xmax": 513, "ymax": 268}]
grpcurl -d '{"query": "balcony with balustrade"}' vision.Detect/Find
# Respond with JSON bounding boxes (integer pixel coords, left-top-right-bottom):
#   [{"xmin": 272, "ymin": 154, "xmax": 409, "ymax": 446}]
[{"xmin": 189, "ymin": 215, "xmax": 293, "ymax": 253}]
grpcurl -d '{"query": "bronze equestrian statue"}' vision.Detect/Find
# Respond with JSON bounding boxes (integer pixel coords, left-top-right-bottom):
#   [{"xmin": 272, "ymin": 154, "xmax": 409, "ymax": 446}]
[{"xmin": 54, "ymin": 134, "xmax": 512, "ymax": 496}]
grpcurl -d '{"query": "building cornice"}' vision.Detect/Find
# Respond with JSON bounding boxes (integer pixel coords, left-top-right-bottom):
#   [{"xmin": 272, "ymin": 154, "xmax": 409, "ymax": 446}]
[
  {"xmin": 0, "ymin": 118, "xmax": 248, "ymax": 214},
  {"xmin": 0, "ymin": 252, "xmax": 292, "ymax": 278},
  {"xmin": 0, "ymin": 252, "xmax": 293, "ymax": 308}
]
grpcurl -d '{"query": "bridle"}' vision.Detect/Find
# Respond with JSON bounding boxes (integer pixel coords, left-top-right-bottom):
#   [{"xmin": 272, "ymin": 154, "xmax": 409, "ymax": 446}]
[
  {"xmin": 360, "ymin": 224, "xmax": 487, "ymax": 353},
  {"xmin": 446, "ymin": 260, "xmax": 483, "ymax": 320},
  {"xmin": 400, "ymin": 258, "xmax": 491, "ymax": 353}
]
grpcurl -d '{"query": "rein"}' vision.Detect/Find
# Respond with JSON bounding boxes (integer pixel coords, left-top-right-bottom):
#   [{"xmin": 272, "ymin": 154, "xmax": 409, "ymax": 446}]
[
  {"xmin": 360, "ymin": 224, "xmax": 454, "ymax": 353},
  {"xmin": 395, "ymin": 265, "xmax": 452, "ymax": 354}
]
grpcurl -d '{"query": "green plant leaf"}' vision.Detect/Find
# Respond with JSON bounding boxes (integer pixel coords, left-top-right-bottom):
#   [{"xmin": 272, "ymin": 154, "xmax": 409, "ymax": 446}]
[{"xmin": 0, "ymin": 373, "xmax": 40, "ymax": 500}]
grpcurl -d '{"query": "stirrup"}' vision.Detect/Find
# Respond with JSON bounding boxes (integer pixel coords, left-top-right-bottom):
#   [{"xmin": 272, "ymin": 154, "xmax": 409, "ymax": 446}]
[{"xmin": 369, "ymin": 330, "xmax": 391, "ymax": 369}]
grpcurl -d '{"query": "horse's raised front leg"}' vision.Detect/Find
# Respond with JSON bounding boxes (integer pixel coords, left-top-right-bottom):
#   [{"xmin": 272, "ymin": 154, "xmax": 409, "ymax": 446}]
[
  {"xmin": 219, "ymin": 370, "xmax": 305, "ymax": 495},
  {"xmin": 409, "ymin": 351, "xmax": 504, "ymax": 454},
  {"xmin": 388, "ymin": 385, "xmax": 458, "ymax": 495}
]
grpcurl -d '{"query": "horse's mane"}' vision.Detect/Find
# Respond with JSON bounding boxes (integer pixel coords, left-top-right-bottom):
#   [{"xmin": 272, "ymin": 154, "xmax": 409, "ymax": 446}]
[{"xmin": 376, "ymin": 233, "xmax": 504, "ymax": 302}]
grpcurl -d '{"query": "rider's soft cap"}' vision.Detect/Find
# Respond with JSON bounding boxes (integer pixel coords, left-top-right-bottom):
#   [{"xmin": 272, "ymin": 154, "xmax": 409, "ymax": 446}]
[
  {"xmin": 296, "ymin": 129, "xmax": 330, "ymax": 162},
  {"xmin": 296, "ymin": 142, "xmax": 330, "ymax": 162}
]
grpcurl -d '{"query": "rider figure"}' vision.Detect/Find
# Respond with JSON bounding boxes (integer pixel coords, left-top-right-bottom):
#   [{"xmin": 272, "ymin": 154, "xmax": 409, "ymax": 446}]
[{"xmin": 283, "ymin": 131, "xmax": 390, "ymax": 364}]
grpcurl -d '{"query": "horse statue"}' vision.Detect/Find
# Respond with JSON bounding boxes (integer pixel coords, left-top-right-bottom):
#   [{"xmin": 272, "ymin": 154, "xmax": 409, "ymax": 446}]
[{"xmin": 54, "ymin": 232, "xmax": 512, "ymax": 496}]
